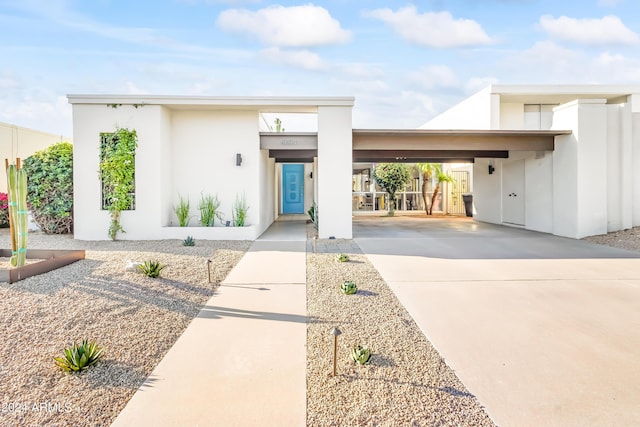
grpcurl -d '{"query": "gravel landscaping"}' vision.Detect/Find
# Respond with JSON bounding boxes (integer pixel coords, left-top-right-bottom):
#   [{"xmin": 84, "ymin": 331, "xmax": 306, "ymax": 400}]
[
  {"xmin": 306, "ymin": 241, "xmax": 495, "ymax": 426},
  {"xmin": 584, "ymin": 226, "xmax": 640, "ymax": 252},
  {"xmin": 2, "ymin": 224, "xmax": 639, "ymax": 426},
  {"xmin": 0, "ymin": 230, "xmax": 250, "ymax": 427}
]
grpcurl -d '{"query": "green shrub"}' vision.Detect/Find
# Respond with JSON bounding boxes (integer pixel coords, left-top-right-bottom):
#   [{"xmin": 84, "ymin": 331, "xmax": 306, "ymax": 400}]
[
  {"xmin": 99, "ymin": 128, "xmax": 137, "ymax": 240},
  {"xmin": 307, "ymin": 203, "xmax": 318, "ymax": 230},
  {"xmin": 22, "ymin": 142, "xmax": 73, "ymax": 234},
  {"xmin": 183, "ymin": 236, "xmax": 195, "ymax": 247},
  {"xmin": 199, "ymin": 193, "xmax": 222, "ymax": 226},
  {"xmin": 335, "ymin": 253, "xmax": 349, "ymax": 263},
  {"xmin": 174, "ymin": 194, "xmax": 191, "ymax": 227},
  {"xmin": 341, "ymin": 281, "xmax": 358, "ymax": 295},
  {"xmin": 373, "ymin": 163, "xmax": 410, "ymax": 216},
  {"xmin": 139, "ymin": 260, "xmax": 165, "ymax": 278},
  {"xmin": 232, "ymin": 193, "xmax": 249, "ymax": 226},
  {"xmin": 54, "ymin": 340, "xmax": 103, "ymax": 372},
  {"xmin": 351, "ymin": 345, "xmax": 371, "ymax": 365}
]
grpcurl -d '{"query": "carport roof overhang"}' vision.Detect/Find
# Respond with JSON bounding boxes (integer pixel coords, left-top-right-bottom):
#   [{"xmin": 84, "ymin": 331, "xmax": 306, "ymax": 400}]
[
  {"xmin": 263, "ymin": 129, "xmax": 572, "ymax": 163},
  {"xmin": 352, "ymin": 129, "xmax": 572, "ymax": 163}
]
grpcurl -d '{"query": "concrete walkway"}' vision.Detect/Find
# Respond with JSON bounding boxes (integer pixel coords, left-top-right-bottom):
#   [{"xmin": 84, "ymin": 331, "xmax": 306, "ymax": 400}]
[
  {"xmin": 112, "ymin": 220, "xmax": 307, "ymax": 427},
  {"xmin": 355, "ymin": 216, "xmax": 640, "ymax": 427}
]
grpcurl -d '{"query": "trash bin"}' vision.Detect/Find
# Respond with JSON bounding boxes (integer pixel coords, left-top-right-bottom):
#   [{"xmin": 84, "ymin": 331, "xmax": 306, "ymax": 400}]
[{"xmin": 462, "ymin": 194, "xmax": 473, "ymax": 217}]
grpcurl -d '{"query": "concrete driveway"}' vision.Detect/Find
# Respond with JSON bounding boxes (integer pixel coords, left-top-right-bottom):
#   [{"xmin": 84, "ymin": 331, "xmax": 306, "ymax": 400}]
[{"xmin": 354, "ymin": 216, "xmax": 640, "ymax": 427}]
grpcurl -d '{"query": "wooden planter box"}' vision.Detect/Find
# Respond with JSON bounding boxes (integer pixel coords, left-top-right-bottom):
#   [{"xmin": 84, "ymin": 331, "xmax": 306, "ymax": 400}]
[{"xmin": 0, "ymin": 249, "xmax": 86, "ymax": 284}]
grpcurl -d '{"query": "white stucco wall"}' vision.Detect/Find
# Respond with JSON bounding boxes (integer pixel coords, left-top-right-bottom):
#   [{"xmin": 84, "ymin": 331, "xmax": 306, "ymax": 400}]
[
  {"xmin": 159, "ymin": 107, "xmax": 172, "ymax": 228},
  {"xmin": 523, "ymin": 152, "xmax": 554, "ymax": 233},
  {"xmin": 472, "ymin": 158, "xmax": 502, "ymax": 224},
  {"xmin": 500, "ymin": 103, "xmax": 524, "ymax": 129},
  {"xmin": 474, "ymin": 152, "xmax": 553, "ymax": 232},
  {"xmin": 632, "ymin": 109, "xmax": 640, "ymax": 226},
  {"xmin": 257, "ymin": 149, "xmax": 275, "ymax": 237},
  {"xmin": 607, "ymin": 105, "xmax": 623, "ymax": 232},
  {"xmin": 317, "ymin": 106, "xmax": 352, "ymax": 238},
  {"xmin": 169, "ymin": 110, "xmax": 259, "ymax": 230},
  {"xmin": 552, "ymin": 99, "xmax": 608, "ymax": 238},
  {"xmin": 73, "ymin": 105, "xmax": 263, "ymax": 240},
  {"xmin": 304, "ymin": 163, "xmax": 314, "ymax": 214},
  {"xmin": 73, "ymin": 104, "xmax": 166, "ymax": 240},
  {"xmin": 420, "ymin": 87, "xmax": 493, "ymax": 129}
]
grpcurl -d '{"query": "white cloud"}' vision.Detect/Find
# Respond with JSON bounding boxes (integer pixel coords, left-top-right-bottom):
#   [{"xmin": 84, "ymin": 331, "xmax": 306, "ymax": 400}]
[
  {"xmin": 125, "ymin": 81, "xmax": 150, "ymax": 95},
  {"xmin": 217, "ymin": 5, "xmax": 351, "ymax": 47},
  {"xmin": 465, "ymin": 76, "xmax": 499, "ymax": 93},
  {"xmin": 366, "ymin": 6, "xmax": 494, "ymax": 48},
  {"xmin": 0, "ymin": 73, "xmax": 20, "ymax": 90},
  {"xmin": 501, "ymin": 40, "xmax": 582, "ymax": 81},
  {"xmin": 409, "ymin": 65, "xmax": 458, "ymax": 89},
  {"xmin": 259, "ymin": 47, "xmax": 326, "ymax": 70},
  {"xmin": 539, "ymin": 14, "xmax": 639, "ymax": 45},
  {"xmin": 0, "ymin": 95, "xmax": 72, "ymax": 137},
  {"xmin": 499, "ymin": 40, "xmax": 640, "ymax": 84}
]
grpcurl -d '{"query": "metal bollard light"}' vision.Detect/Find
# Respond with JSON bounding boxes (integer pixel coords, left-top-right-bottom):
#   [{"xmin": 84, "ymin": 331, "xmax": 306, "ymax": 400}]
[
  {"xmin": 206, "ymin": 259, "xmax": 212, "ymax": 283},
  {"xmin": 330, "ymin": 327, "xmax": 342, "ymax": 376}
]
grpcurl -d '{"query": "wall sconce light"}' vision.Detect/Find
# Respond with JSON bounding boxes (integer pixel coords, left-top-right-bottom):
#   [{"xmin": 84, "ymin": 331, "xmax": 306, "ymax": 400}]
[
  {"xmin": 309, "ymin": 172, "xmax": 313, "ymax": 179},
  {"xmin": 236, "ymin": 153, "xmax": 242, "ymax": 166},
  {"xmin": 488, "ymin": 164, "xmax": 495, "ymax": 175}
]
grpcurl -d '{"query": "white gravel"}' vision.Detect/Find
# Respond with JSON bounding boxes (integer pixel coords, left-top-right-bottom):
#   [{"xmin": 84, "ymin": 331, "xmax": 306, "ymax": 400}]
[
  {"xmin": 0, "ymin": 230, "xmax": 250, "ymax": 427},
  {"xmin": 584, "ymin": 226, "xmax": 640, "ymax": 252},
  {"xmin": 306, "ymin": 239, "xmax": 495, "ymax": 426}
]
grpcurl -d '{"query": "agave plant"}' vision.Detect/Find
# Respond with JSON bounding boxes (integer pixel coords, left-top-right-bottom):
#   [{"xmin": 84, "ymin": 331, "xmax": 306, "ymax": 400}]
[
  {"xmin": 139, "ymin": 260, "xmax": 166, "ymax": 278},
  {"xmin": 54, "ymin": 340, "xmax": 104, "ymax": 372},
  {"xmin": 335, "ymin": 253, "xmax": 350, "ymax": 263},
  {"xmin": 183, "ymin": 236, "xmax": 196, "ymax": 247},
  {"xmin": 341, "ymin": 281, "xmax": 357, "ymax": 295},
  {"xmin": 351, "ymin": 345, "xmax": 371, "ymax": 365}
]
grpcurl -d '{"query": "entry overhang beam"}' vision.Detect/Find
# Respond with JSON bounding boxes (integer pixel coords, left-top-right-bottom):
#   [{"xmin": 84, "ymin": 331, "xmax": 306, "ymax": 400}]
[
  {"xmin": 269, "ymin": 149, "xmax": 317, "ymax": 162},
  {"xmin": 353, "ymin": 150, "xmax": 506, "ymax": 162}
]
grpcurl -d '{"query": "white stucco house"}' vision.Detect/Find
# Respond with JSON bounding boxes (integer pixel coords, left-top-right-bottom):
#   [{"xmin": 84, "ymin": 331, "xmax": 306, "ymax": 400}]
[
  {"xmin": 68, "ymin": 85, "xmax": 640, "ymax": 241},
  {"xmin": 421, "ymin": 85, "xmax": 640, "ymax": 239},
  {"xmin": 68, "ymin": 96, "xmax": 354, "ymax": 240}
]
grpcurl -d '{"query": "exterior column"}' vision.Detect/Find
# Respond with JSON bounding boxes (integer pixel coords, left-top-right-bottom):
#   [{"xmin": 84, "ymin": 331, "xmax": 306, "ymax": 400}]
[
  {"xmin": 317, "ymin": 106, "xmax": 353, "ymax": 239},
  {"xmin": 552, "ymin": 99, "xmax": 608, "ymax": 238}
]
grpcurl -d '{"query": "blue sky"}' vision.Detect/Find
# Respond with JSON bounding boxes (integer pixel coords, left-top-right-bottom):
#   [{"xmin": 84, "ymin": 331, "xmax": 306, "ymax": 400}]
[{"xmin": 1, "ymin": 0, "xmax": 639, "ymax": 136}]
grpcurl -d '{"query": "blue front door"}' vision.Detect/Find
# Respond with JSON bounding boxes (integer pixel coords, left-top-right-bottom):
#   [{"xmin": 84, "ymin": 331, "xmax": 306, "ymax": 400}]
[{"xmin": 282, "ymin": 164, "xmax": 304, "ymax": 214}]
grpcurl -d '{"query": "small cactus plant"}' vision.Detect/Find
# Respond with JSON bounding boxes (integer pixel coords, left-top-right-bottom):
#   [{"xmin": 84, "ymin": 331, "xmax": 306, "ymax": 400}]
[
  {"xmin": 183, "ymin": 236, "xmax": 196, "ymax": 247},
  {"xmin": 54, "ymin": 340, "xmax": 104, "ymax": 372},
  {"xmin": 351, "ymin": 345, "xmax": 371, "ymax": 365},
  {"xmin": 139, "ymin": 260, "xmax": 166, "ymax": 278},
  {"xmin": 341, "ymin": 281, "xmax": 357, "ymax": 295},
  {"xmin": 335, "ymin": 253, "xmax": 349, "ymax": 262}
]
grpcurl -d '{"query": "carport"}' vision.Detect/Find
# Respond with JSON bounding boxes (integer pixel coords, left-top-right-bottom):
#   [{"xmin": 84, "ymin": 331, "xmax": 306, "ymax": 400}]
[
  {"xmin": 352, "ymin": 129, "xmax": 568, "ymax": 163},
  {"xmin": 354, "ymin": 216, "xmax": 640, "ymax": 426}
]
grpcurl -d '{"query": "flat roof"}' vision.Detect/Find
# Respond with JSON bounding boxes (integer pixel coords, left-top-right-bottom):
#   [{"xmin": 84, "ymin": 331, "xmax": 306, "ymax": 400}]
[
  {"xmin": 488, "ymin": 84, "xmax": 640, "ymax": 104},
  {"xmin": 67, "ymin": 94, "xmax": 355, "ymax": 113}
]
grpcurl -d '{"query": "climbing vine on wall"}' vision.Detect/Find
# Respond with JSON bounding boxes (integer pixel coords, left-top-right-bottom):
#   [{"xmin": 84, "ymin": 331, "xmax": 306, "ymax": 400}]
[{"xmin": 99, "ymin": 127, "xmax": 137, "ymax": 240}]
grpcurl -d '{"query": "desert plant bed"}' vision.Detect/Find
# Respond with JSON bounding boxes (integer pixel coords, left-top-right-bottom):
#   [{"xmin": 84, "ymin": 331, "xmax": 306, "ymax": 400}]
[
  {"xmin": 0, "ymin": 230, "xmax": 250, "ymax": 426},
  {"xmin": 306, "ymin": 244, "xmax": 495, "ymax": 426}
]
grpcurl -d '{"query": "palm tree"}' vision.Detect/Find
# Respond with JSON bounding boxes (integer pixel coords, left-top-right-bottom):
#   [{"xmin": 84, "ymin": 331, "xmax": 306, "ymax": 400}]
[{"xmin": 416, "ymin": 163, "xmax": 454, "ymax": 215}]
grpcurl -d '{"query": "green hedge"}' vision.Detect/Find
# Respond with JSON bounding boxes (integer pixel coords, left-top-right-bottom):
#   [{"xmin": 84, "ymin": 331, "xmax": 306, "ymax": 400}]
[{"xmin": 22, "ymin": 142, "xmax": 73, "ymax": 234}]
